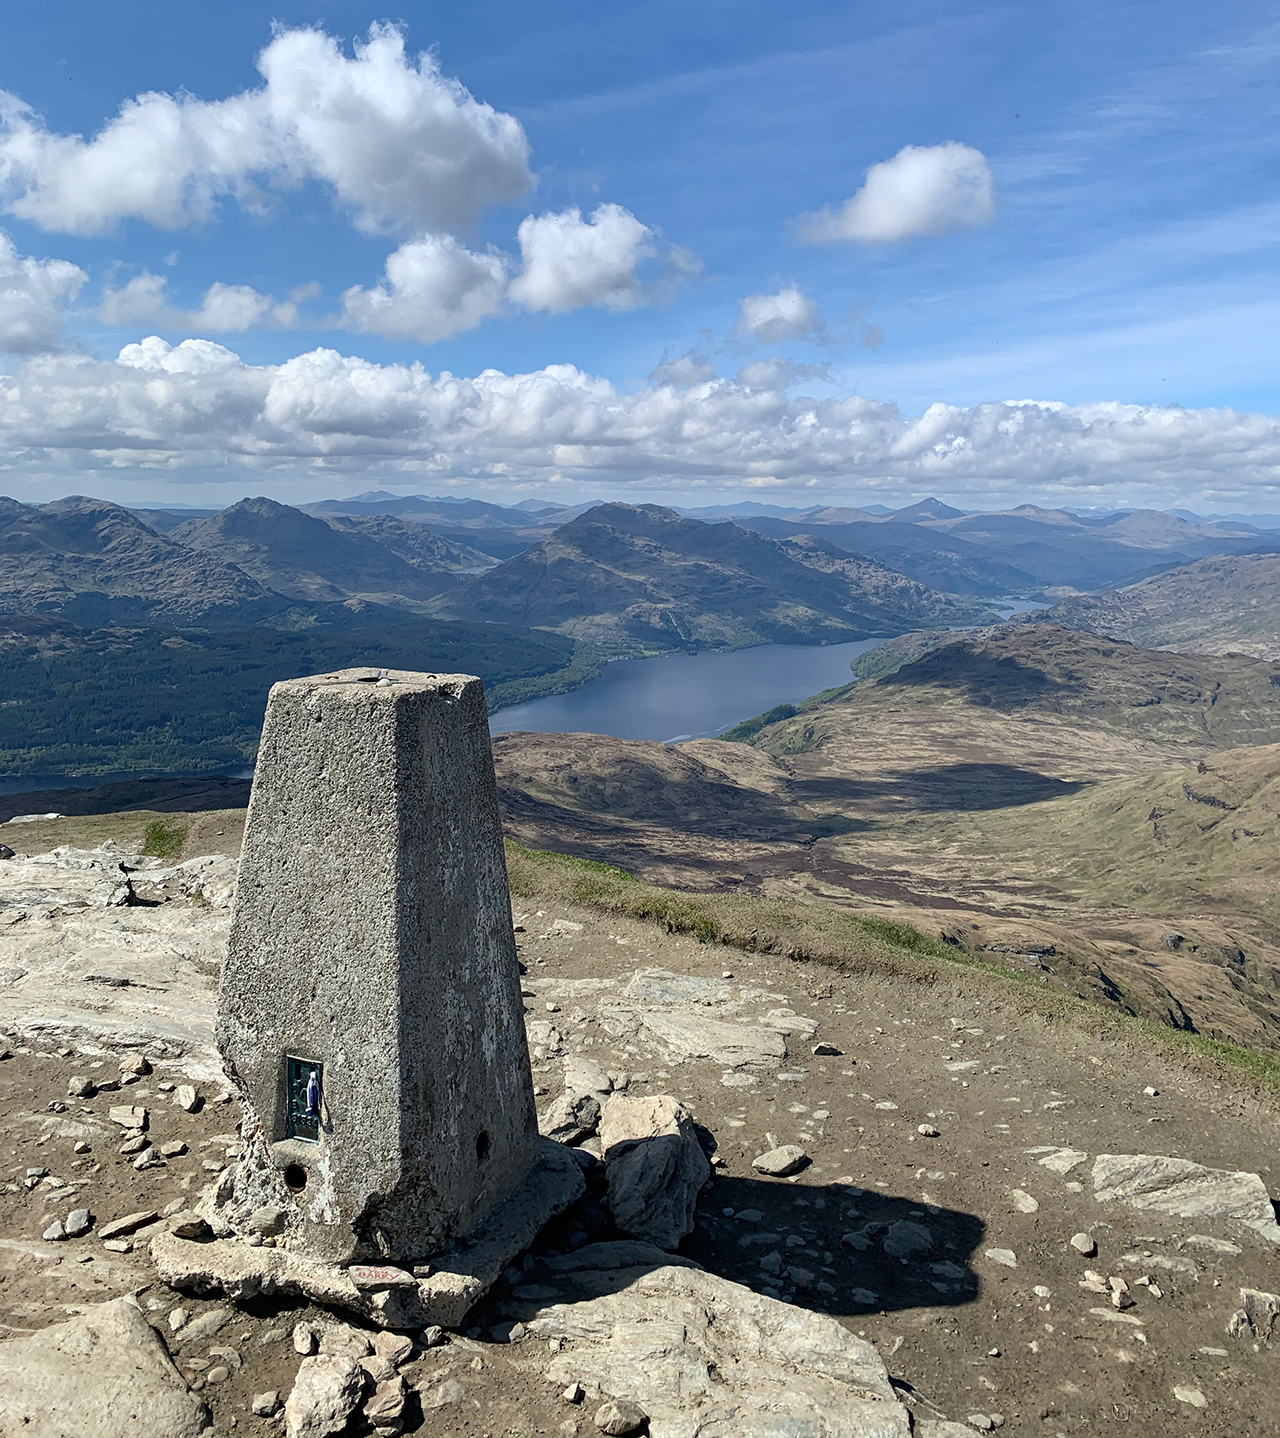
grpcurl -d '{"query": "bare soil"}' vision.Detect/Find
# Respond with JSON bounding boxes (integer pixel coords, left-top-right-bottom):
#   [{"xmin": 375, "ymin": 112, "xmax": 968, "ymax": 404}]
[{"xmin": 2, "ymin": 892, "xmax": 1278, "ymax": 1437}]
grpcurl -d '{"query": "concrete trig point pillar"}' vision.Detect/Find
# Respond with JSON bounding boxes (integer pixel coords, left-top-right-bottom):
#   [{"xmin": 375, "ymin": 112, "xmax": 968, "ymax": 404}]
[{"xmin": 218, "ymin": 667, "xmax": 541, "ymax": 1268}]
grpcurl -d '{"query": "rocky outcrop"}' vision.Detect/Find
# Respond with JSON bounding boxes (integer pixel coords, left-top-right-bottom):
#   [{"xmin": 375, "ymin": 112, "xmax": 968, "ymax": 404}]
[
  {"xmin": 516, "ymin": 1259, "xmax": 915, "ymax": 1438},
  {"xmin": 1092, "ymin": 1153, "xmax": 1280, "ymax": 1243},
  {"xmin": 0, "ymin": 1295, "xmax": 210, "ymax": 1437}
]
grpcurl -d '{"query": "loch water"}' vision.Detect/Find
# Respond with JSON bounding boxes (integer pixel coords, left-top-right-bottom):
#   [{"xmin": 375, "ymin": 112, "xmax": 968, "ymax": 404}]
[{"xmin": 487, "ymin": 637, "xmax": 888, "ymax": 743}]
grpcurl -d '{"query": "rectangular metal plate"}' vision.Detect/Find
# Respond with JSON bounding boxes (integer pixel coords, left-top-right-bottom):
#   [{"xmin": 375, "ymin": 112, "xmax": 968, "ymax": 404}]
[{"xmin": 285, "ymin": 1055, "xmax": 322, "ymax": 1142}]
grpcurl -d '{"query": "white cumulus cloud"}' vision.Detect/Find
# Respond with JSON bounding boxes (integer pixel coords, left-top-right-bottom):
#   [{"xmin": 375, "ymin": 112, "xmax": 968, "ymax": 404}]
[
  {"xmin": 340, "ymin": 234, "xmax": 508, "ymax": 342},
  {"xmin": 736, "ymin": 284, "xmax": 826, "ymax": 343},
  {"xmin": 98, "ymin": 272, "xmax": 299, "ymax": 332},
  {"xmin": 509, "ymin": 204, "xmax": 667, "ymax": 314},
  {"xmin": 0, "ymin": 232, "xmax": 86, "ymax": 352},
  {"xmin": 0, "ymin": 23, "xmax": 531, "ymax": 237},
  {"xmin": 2, "ymin": 337, "xmax": 1279, "ymax": 509},
  {"xmin": 800, "ymin": 142, "xmax": 995, "ymax": 245}
]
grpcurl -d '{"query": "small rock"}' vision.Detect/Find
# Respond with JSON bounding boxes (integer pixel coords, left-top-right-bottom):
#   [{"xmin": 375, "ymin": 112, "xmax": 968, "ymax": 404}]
[
  {"xmin": 752, "ymin": 1145, "xmax": 809, "ymax": 1178},
  {"xmin": 97, "ymin": 1209, "xmax": 158, "ymax": 1240},
  {"xmin": 593, "ymin": 1398, "xmax": 648, "ymax": 1435},
  {"xmin": 365, "ymin": 1375, "xmax": 406, "ymax": 1427},
  {"xmin": 539, "ymin": 1091, "xmax": 602, "ymax": 1145},
  {"xmin": 206, "ymin": 1365, "xmax": 230, "ymax": 1384},
  {"xmin": 1173, "ymin": 1386, "xmax": 1207, "ymax": 1408},
  {"xmin": 562, "ymin": 1382, "xmax": 585, "ymax": 1404},
  {"xmin": 1069, "ymin": 1232, "xmax": 1096, "ymax": 1256},
  {"xmin": 372, "ymin": 1331, "xmax": 414, "ymax": 1368},
  {"xmin": 293, "ymin": 1322, "xmax": 318, "ymax": 1355},
  {"xmin": 42, "ymin": 1220, "xmax": 66, "ymax": 1242},
  {"xmin": 985, "ymin": 1248, "xmax": 1017, "ymax": 1269},
  {"xmin": 812, "ymin": 1042, "xmax": 842, "ymax": 1056},
  {"xmin": 107, "ymin": 1105, "xmax": 148, "ymax": 1130},
  {"xmin": 1010, "ymin": 1189, "xmax": 1039, "ymax": 1214},
  {"xmin": 253, "ymin": 1391, "xmax": 282, "ymax": 1417},
  {"xmin": 1143, "ymin": 1086, "xmax": 1159, "ymax": 1097},
  {"xmin": 917, "ymin": 1124, "xmax": 940, "ymax": 1138},
  {"xmin": 72, "ymin": 1140, "xmax": 90, "ymax": 1154},
  {"xmin": 67, "ymin": 1076, "xmax": 96, "ymax": 1098},
  {"xmin": 64, "ymin": 1208, "xmax": 92, "ymax": 1237},
  {"xmin": 169, "ymin": 1308, "xmax": 189, "ymax": 1332},
  {"xmin": 168, "ymin": 1211, "xmax": 212, "ymax": 1240},
  {"xmin": 101, "ymin": 1238, "xmax": 133, "ymax": 1253},
  {"xmin": 172, "ymin": 1084, "xmax": 199, "ymax": 1113},
  {"xmin": 119, "ymin": 1134, "xmax": 150, "ymax": 1156},
  {"xmin": 119, "ymin": 1053, "xmax": 152, "ymax": 1077},
  {"xmin": 284, "ymin": 1354, "xmax": 366, "ymax": 1438},
  {"xmin": 132, "ymin": 1148, "xmax": 160, "ymax": 1171},
  {"xmin": 967, "ymin": 1416, "xmax": 995, "ymax": 1432},
  {"xmin": 159, "ymin": 1140, "xmax": 188, "ymax": 1158}
]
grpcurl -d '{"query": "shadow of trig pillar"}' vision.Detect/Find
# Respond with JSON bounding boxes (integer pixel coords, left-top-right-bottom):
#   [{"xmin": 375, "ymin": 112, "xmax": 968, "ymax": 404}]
[{"xmin": 218, "ymin": 667, "xmax": 539, "ymax": 1266}]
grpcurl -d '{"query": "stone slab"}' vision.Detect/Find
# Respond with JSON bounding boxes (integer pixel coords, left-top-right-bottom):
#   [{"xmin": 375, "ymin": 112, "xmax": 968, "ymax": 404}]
[
  {"xmin": 154, "ymin": 1138, "xmax": 583, "ymax": 1329},
  {"xmin": 512, "ymin": 1261, "xmax": 912, "ymax": 1438},
  {"xmin": 1092, "ymin": 1153, "xmax": 1280, "ymax": 1243}
]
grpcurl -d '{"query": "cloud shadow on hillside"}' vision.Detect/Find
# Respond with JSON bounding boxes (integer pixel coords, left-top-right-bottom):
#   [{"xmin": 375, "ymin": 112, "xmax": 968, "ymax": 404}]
[{"xmin": 793, "ymin": 763, "xmax": 1084, "ymax": 812}]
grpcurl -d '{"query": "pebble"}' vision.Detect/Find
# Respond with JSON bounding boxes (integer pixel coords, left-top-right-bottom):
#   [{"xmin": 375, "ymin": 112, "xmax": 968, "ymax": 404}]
[
  {"xmin": 1173, "ymin": 1386, "xmax": 1207, "ymax": 1408},
  {"xmin": 1009, "ymin": 1189, "xmax": 1039, "ymax": 1214},
  {"xmin": 812, "ymin": 1043, "xmax": 842, "ymax": 1056},
  {"xmin": 752, "ymin": 1145, "xmax": 809, "ymax": 1177},
  {"xmin": 169, "ymin": 1308, "xmax": 189, "ymax": 1332},
  {"xmin": 66, "ymin": 1076, "xmax": 95, "ymax": 1098},
  {"xmin": 172, "ymin": 1084, "xmax": 199, "ymax": 1113},
  {"xmin": 72, "ymin": 1140, "xmax": 90, "ymax": 1155},
  {"xmin": 206, "ymin": 1365, "xmax": 230, "ymax": 1384},
  {"xmin": 917, "ymin": 1124, "xmax": 940, "ymax": 1138},
  {"xmin": 159, "ymin": 1140, "xmax": 188, "ymax": 1158},
  {"xmin": 594, "ymin": 1398, "xmax": 648, "ymax": 1435},
  {"xmin": 64, "ymin": 1208, "xmax": 92, "ymax": 1237},
  {"xmin": 1069, "ymin": 1232, "xmax": 1096, "ymax": 1256},
  {"xmin": 251, "ymin": 1392, "xmax": 281, "ymax": 1417},
  {"xmin": 985, "ymin": 1248, "xmax": 1017, "ymax": 1269}
]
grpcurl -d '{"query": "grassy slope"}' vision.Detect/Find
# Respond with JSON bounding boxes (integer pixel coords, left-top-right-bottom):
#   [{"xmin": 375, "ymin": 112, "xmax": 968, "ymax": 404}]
[{"xmin": 506, "ymin": 841, "xmax": 1280, "ymax": 1095}]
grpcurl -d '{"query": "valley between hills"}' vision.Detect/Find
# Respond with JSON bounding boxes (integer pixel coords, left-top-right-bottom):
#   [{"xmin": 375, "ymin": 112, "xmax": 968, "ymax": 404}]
[{"xmin": 4, "ymin": 489, "xmax": 1280, "ymax": 1056}]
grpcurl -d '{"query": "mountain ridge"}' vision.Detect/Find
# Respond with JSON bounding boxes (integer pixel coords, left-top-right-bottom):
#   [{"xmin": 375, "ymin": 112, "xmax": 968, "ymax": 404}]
[{"xmin": 428, "ymin": 502, "xmax": 998, "ymax": 648}]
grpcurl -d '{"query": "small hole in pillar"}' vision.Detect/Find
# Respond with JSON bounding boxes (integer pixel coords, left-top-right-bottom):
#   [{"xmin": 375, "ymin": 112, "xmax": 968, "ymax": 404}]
[
  {"xmin": 475, "ymin": 1130, "xmax": 490, "ymax": 1163},
  {"xmin": 283, "ymin": 1163, "xmax": 308, "ymax": 1192}
]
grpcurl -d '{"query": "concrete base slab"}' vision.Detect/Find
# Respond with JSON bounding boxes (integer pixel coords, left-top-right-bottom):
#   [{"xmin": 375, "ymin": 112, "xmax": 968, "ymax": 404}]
[{"xmin": 153, "ymin": 1138, "xmax": 585, "ymax": 1330}]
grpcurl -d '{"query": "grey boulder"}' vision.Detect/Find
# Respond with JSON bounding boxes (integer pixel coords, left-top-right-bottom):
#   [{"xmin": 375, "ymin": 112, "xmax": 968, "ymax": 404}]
[
  {"xmin": 599, "ymin": 1094, "xmax": 711, "ymax": 1251},
  {"xmin": 1092, "ymin": 1154, "xmax": 1280, "ymax": 1243},
  {"xmin": 0, "ymin": 1295, "xmax": 209, "ymax": 1437},
  {"xmin": 522, "ymin": 1261, "xmax": 912, "ymax": 1437},
  {"xmin": 284, "ymin": 1355, "xmax": 366, "ymax": 1438}
]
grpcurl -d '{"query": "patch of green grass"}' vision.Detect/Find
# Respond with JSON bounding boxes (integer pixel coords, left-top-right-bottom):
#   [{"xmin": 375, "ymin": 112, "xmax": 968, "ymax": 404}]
[
  {"xmin": 505, "ymin": 839, "xmax": 1280, "ymax": 1098},
  {"xmin": 141, "ymin": 819, "xmax": 187, "ymax": 860}
]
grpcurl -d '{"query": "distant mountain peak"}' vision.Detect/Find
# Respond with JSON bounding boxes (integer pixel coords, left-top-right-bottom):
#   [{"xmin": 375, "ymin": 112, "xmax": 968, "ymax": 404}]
[{"xmin": 891, "ymin": 498, "xmax": 966, "ymax": 521}]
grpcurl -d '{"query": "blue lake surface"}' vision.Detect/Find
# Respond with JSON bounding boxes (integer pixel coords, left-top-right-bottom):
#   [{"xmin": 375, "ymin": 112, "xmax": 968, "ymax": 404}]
[{"xmin": 488, "ymin": 638, "xmax": 888, "ymax": 743}]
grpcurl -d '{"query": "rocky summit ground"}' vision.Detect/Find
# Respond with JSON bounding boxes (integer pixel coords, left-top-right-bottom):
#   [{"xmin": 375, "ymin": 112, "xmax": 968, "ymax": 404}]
[{"xmin": 0, "ymin": 830, "xmax": 1278, "ymax": 1437}]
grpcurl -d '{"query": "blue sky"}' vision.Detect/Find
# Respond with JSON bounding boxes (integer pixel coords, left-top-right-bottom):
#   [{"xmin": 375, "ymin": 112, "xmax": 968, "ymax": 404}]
[{"xmin": 2, "ymin": 2, "xmax": 1280, "ymax": 509}]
